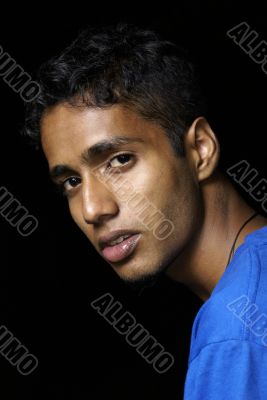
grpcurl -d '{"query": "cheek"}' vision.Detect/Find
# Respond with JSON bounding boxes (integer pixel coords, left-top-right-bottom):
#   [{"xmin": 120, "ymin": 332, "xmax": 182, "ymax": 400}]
[
  {"xmin": 68, "ymin": 199, "xmax": 86, "ymax": 232},
  {"xmin": 157, "ymin": 166, "xmax": 201, "ymax": 234},
  {"xmin": 135, "ymin": 165, "xmax": 178, "ymax": 212},
  {"xmin": 124, "ymin": 159, "xmax": 170, "ymax": 203}
]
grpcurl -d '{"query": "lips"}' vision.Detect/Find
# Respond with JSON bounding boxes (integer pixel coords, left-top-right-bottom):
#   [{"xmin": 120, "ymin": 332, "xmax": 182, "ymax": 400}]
[{"xmin": 99, "ymin": 231, "xmax": 141, "ymax": 263}]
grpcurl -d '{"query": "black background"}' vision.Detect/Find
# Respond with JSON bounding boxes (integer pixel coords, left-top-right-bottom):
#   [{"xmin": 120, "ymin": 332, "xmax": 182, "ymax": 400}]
[{"xmin": 0, "ymin": 2, "xmax": 267, "ymax": 399}]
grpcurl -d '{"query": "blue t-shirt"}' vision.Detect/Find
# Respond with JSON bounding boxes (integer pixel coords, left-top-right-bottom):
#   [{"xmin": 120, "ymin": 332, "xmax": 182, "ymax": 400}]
[{"xmin": 184, "ymin": 225, "xmax": 267, "ymax": 399}]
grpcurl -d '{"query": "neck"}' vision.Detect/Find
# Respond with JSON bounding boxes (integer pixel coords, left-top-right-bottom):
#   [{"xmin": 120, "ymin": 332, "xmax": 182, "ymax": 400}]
[{"xmin": 166, "ymin": 172, "xmax": 267, "ymax": 301}]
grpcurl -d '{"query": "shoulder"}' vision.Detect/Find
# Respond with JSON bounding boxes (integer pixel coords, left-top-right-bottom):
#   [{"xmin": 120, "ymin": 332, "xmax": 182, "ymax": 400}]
[
  {"xmin": 189, "ymin": 226, "xmax": 267, "ymax": 362},
  {"xmin": 185, "ymin": 339, "xmax": 267, "ymax": 400}
]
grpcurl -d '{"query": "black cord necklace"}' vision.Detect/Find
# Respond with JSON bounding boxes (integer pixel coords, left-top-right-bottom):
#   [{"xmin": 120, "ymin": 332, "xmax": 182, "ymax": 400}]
[{"xmin": 225, "ymin": 211, "xmax": 258, "ymax": 269}]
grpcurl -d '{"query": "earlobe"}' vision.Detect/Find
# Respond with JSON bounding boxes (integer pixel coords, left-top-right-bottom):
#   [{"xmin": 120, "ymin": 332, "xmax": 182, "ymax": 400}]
[{"xmin": 185, "ymin": 117, "xmax": 220, "ymax": 182}]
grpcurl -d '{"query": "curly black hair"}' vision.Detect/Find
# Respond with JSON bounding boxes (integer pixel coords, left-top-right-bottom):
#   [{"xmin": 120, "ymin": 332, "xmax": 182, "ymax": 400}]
[{"xmin": 23, "ymin": 22, "xmax": 206, "ymax": 156}]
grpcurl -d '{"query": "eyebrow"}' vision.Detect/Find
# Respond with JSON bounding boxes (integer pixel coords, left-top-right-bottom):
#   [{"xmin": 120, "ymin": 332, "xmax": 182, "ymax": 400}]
[
  {"xmin": 80, "ymin": 136, "xmax": 144, "ymax": 164},
  {"xmin": 49, "ymin": 136, "xmax": 144, "ymax": 182},
  {"xmin": 50, "ymin": 165, "xmax": 78, "ymax": 182}
]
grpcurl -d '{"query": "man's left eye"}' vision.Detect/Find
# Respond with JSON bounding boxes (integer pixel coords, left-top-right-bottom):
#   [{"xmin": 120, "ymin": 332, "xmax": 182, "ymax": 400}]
[{"xmin": 109, "ymin": 154, "xmax": 133, "ymax": 168}]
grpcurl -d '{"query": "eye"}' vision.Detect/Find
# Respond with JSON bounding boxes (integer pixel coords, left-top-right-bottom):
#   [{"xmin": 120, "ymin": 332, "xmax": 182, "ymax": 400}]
[
  {"xmin": 109, "ymin": 154, "xmax": 133, "ymax": 168},
  {"xmin": 62, "ymin": 176, "xmax": 81, "ymax": 192}
]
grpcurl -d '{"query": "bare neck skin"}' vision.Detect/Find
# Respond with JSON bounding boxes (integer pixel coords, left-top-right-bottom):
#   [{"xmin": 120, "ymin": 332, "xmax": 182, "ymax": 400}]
[{"xmin": 166, "ymin": 172, "xmax": 267, "ymax": 301}]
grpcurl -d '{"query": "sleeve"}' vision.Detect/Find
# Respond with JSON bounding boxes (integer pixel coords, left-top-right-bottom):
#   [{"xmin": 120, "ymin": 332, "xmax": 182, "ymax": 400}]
[{"xmin": 183, "ymin": 340, "xmax": 267, "ymax": 400}]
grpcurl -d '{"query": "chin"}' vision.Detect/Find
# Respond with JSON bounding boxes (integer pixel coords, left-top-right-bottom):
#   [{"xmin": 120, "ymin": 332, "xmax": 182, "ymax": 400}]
[
  {"xmin": 121, "ymin": 272, "xmax": 162, "ymax": 293},
  {"xmin": 113, "ymin": 258, "xmax": 167, "ymax": 293}
]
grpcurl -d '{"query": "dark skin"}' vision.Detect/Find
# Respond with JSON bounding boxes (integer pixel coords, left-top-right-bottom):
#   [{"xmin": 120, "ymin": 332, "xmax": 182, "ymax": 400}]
[{"xmin": 41, "ymin": 102, "xmax": 267, "ymax": 301}]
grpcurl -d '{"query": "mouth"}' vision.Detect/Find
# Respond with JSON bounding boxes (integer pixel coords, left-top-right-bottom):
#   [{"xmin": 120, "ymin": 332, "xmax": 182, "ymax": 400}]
[{"xmin": 99, "ymin": 231, "xmax": 141, "ymax": 263}]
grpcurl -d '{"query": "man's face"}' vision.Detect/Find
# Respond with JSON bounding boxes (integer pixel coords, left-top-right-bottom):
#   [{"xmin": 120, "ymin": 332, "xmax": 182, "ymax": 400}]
[{"xmin": 41, "ymin": 103, "xmax": 202, "ymax": 285}]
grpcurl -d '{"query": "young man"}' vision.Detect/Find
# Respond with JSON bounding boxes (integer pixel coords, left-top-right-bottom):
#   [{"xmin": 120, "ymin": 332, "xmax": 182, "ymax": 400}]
[{"xmin": 24, "ymin": 23, "xmax": 267, "ymax": 398}]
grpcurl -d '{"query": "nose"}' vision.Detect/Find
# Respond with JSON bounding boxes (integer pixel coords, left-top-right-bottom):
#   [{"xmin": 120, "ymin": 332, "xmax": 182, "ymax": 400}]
[{"xmin": 81, "ymin": 174, "xmax": 119, "ymax": 225}]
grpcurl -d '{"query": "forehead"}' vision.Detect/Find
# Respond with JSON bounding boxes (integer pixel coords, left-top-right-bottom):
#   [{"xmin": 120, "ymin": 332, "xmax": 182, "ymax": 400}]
[{"xmin": 40, "ymin": 102, "xmax": 173, "ymax": 166}]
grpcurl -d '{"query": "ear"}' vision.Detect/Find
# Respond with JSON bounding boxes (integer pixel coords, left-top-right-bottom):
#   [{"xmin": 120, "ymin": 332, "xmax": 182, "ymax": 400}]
[{"xmin": 183, "ymin": 117, "xmax": 220, "ymax": 182}]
